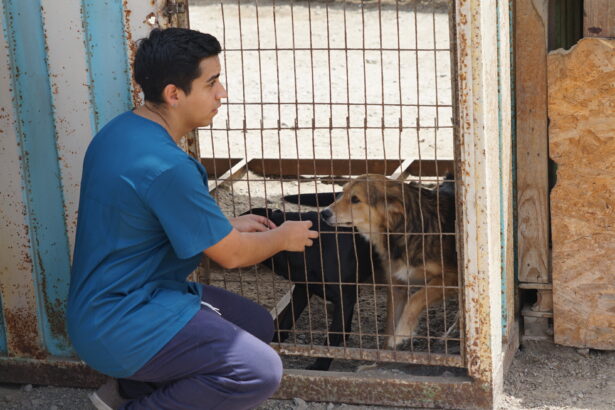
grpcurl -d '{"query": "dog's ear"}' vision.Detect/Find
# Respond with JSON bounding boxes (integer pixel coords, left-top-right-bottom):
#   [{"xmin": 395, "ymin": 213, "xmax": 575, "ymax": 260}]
[{"xmin": 384, "ymin": 196, "xmax": 406, "ymax": 233}]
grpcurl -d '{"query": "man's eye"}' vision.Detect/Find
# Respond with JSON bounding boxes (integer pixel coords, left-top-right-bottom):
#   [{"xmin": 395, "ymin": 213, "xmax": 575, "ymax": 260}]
[{"xmin": 351, "ymin": 195, "xmax": 360, "ymax": 204}]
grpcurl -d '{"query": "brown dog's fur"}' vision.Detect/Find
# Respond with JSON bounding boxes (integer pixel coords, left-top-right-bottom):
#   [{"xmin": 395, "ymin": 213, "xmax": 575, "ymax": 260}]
[{"xmin": 322, "ymin": 174, "xmax": 458, "ymax": 348}]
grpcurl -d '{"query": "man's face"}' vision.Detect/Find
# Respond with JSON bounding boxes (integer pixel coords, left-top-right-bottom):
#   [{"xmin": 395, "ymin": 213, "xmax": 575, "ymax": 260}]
[{"xmin": 180, "ymin": 55, "xmax": 227, "ymax": 129}]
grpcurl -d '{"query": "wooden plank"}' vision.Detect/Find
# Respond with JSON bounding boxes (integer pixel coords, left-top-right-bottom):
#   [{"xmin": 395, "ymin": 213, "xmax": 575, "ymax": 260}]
[
  {"xmin": 514, "ymin": 0, "xmax": 550, "ymax": 283},
  {"xmin": 390, "ymin": 158, "xmax": 414, "ymax": 180},
  {"xmin": 518, "ymin": 282, "xmax": 552, "ymax": 290},
  {"xmin": 206, "ymin": 158, "xmax": 249, "ymax": 192},
  {"xmin": 407, "ymin": 159, "xmax": 455, "ymax": 178},
  {"xmin": 200, "ymin": 157, "xmax": 454, "ymax": 180},
  {"xmin": 532, "ymin": 289, "xmax": 553, "ymax": 312},
  {"xmin": 584, "ymin": 0, "xmax": 615, "ymax": 38},
  {"xmin": 201, "ymin": 157, "xmax": 243, "ymax": 180},
  {"xmin": 548, "ymin": 38, "xmax": 615, "ymax": 349},
  {"xmin": 522, "ymin": 307, "xmax": 553, "ymax": 319},
  {"xmin": 247, "ymin": 158, "xmax": 401, "ymax": 178},
  {"xmin": 269, "ymin": 286, "xmax": 294, "ymax": 319}
]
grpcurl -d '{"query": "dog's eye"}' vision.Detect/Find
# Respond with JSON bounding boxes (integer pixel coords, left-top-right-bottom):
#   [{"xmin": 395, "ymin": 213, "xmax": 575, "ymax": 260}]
[{"xmin": 351, "ymin": 195, "xmax": 360, "ymax": 204}]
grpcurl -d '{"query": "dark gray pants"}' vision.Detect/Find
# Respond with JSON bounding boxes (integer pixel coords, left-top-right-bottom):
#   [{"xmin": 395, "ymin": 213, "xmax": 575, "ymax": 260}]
[{"xmin": 119, "ymin": 284, "xmax": 283, "ymax": 410}]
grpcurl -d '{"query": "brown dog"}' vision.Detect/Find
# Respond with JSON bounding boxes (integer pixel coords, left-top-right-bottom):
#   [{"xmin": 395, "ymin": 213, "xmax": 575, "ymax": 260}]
[{"xmin": 321, "ymin": 174, "xmax": 458, "ymax": 349}]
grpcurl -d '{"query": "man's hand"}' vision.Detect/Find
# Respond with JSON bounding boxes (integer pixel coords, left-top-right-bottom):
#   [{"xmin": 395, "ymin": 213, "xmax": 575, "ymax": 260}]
[
  {"xmin": 277, "ymin": 220, "xmax": 319, "ymax": 251},
  {"xmin": 205, "ymin": 218, "xmax": 320, "ymax": 269},
  {"xmin": 229, "ymin": 214, "xmax": 276, "ymax": 232}
]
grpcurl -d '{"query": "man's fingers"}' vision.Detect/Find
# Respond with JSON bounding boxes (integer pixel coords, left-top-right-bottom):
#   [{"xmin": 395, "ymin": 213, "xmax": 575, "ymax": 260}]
[
  {"xmin": 303, "ymin": 220, "xmax": 313, "ymax": 228},
  {"xmin": 252, "ymin": 215, "xmax": 276, "ymax": 230},
  {"xmin": 251, "ymin": 222, "xmax": 269, "ymax": 232},
  {"xmin": 308, "ymin": 230, "xmax": 319, "ymax": 239},
  {"xmin": 305, "ymin": 239, "xmax": 313, "ymax": 247}
]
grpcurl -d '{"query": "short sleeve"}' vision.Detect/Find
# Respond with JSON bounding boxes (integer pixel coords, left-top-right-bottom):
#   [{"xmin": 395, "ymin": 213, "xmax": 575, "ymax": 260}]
[{"xmin": 145, "ymin": 161, "xmax": 233, "ymax": 259}]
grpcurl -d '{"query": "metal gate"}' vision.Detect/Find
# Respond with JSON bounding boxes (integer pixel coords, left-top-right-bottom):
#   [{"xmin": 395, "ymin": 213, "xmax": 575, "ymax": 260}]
[{"xmin": 189, "ymin": 0, "xmax": 515, "ymax": 407}]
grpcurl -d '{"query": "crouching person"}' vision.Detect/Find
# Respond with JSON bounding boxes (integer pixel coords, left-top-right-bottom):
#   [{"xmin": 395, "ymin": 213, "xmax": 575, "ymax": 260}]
[{"xmin": 67, "ymin": 28, "xmax": 318, "ymax": 410}]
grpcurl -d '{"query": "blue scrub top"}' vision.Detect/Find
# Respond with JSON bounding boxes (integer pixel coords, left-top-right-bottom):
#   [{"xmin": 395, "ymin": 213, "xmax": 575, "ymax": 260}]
[{"xmin": 67, "ymin": 111, "xmax": 233, "ymax": 378}]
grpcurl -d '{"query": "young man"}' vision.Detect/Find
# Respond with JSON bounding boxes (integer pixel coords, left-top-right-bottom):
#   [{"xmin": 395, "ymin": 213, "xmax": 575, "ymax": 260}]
[{"xmin": 67, "ymin": 28, "xmax": 318, "ymax": 410}]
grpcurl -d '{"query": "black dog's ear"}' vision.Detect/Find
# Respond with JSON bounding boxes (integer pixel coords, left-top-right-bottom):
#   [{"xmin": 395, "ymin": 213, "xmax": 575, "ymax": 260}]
[
  {"xmin": 243, "ymin": 207, "xmax": 278, "ymax": 219},
  {"xmin": 282, "ymin": 192, "xmax": 340, "ymax": 207}
]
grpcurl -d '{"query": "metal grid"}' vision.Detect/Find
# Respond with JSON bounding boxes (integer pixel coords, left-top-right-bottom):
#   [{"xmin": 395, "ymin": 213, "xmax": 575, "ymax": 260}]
[{"xmin": 190, "ymin": 0, "xmax": 462, "ymax": 372}]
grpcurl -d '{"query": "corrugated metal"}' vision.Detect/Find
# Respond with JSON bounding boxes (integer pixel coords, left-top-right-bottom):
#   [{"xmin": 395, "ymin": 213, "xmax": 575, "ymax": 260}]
[
  {"xmin": 0, "ymin": 0, "xmax": 158, "ymax": 363},
  {"xmin": 41, "ymin": 0, "xmax": 95, "ymax": 262},
  {"xmin": 0, "ymin": 0, "xmax": 39, "ymax": 358},
  {"xmin": 1, "ymin": 0, "xmax": 72, "ymax": 357},
  {"xmin": 82, "ymin": 0, "xmax": 133, "ymax": 133}
]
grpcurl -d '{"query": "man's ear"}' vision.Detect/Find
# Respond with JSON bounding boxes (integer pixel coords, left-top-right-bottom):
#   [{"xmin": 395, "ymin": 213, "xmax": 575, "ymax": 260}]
[{"xmin": 161, "ymin": 84, "xmax": 181, "ymax": 107}]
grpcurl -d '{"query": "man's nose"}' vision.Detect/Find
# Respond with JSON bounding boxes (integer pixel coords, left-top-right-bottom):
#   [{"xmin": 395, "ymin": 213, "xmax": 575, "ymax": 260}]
[{"xmin": 217, "ymin": 84, "xmax": 227, "ymax": 99}]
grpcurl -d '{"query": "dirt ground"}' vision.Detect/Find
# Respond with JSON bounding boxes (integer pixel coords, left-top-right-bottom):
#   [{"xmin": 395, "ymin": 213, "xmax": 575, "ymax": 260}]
[{"xmin": 1, "ymin": 340, "xmax": 613, "ymax": 409}]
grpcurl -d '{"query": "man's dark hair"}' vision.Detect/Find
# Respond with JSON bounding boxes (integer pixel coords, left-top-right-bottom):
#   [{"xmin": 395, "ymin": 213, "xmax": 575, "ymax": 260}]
[{"xmin": 134, "ymin": 28, "xmax": 221, "ymax": 104}]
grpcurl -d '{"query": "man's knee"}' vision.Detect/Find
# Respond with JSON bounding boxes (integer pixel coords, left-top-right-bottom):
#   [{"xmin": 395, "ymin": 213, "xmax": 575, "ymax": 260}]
[
  {"xmin": 196, "ymin": 343, "xmax": 282, "ymax": 407},
  {"xmin": 251, "ymin": 344, "xmax": 283, "ymax": 399}
]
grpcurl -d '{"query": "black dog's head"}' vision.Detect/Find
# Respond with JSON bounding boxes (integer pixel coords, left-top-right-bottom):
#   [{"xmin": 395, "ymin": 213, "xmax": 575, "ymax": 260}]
[{"xmin": 241, "ymin": 207, "xmax": 380, "ymax": 284}]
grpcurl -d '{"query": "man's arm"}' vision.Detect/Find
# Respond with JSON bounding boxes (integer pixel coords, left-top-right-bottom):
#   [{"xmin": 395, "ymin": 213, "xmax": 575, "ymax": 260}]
[{"xmin": 204, "ymin": 220, "xmax": 318, "ymax": 269}]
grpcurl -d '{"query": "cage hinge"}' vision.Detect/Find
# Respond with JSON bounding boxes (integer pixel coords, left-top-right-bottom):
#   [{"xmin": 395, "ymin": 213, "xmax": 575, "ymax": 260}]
[{"xmin": 165, "ymin": 0, "xmax": 186, "ymax": 16}]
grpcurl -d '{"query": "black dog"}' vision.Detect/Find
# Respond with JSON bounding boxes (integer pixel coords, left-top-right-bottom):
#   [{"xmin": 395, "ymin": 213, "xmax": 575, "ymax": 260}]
[{"xmin": 243, "ymin": 207, "xmax": 381, "ymax": 371}]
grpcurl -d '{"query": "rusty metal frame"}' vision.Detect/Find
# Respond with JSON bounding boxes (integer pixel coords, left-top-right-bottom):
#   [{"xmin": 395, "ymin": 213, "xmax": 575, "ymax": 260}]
[
  {"xmin": 276, "ymin": 344, "xmax": 463, "ymax": 368},
  {"xmin": 264, "ymin": 0, "xmax": 509, "ymax": 407},
  {"xmin": 278, "ymin": 369, "xmax": 490, "ymax": 409},
  {"xmin": 0, "ymin": 358, "xmax": 105, "ymax": 389}
]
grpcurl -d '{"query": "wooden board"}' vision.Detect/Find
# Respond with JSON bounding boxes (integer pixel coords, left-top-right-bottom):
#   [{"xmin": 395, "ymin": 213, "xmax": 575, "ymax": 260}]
[
  {"xmin": 548, "ymin": 38, "xmax": 615, "ymax": 349},
  {"xmin": 514, "ymin": 0, "xmax": 551, "ymax": 283},
  {"xmin": 584, "ymin": 0, "xmax": 615, "ymax": 38}
]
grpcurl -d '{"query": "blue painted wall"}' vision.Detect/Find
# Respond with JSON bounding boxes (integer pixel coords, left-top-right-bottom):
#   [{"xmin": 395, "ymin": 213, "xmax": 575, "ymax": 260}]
[
  {"xmin": 82, "ymin": 0, "xmax": 133, "ymax": 133},
  {"xmin": 2, "ymin": 0, "xmax": 73, "ymax": 356},
  {"xmin": 0, "ymin": 0, "xmax": 133, "ymax": 357}
]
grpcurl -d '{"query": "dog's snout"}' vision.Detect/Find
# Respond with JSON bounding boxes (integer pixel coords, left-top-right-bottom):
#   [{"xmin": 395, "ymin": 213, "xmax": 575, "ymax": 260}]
[{"xmin": 320, "ymin": 208, "xmax": 334, "ymax": 224}]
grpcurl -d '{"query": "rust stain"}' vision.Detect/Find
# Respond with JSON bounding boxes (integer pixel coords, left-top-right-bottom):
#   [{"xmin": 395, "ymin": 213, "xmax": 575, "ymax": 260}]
[
  {"xmin": 36, "ymin": 248, "xmax": 68, "ymax": 342},
  {"xmin": 123, "ymin": 0, "xmax": 143, "ymax": 107},
  {"xmin": 2, "ymin": 307, "xmax": 46, "ymax": 359}
]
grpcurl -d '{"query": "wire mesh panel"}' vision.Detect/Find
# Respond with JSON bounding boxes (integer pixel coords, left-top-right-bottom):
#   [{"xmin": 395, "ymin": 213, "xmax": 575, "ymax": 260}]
[{"xmin": 189, "ymin": 0, "xmax": 462, "ymax": 373}]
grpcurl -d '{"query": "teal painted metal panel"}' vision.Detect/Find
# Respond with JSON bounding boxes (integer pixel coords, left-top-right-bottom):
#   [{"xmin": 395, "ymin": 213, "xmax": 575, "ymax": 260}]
[
  {"xmin": 81, "ymin": 0, "xmax": 132, "ymax": 133},
  {"xmin": 2, "ymin": 0, "xmax": 73, "ymax": 355}
]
